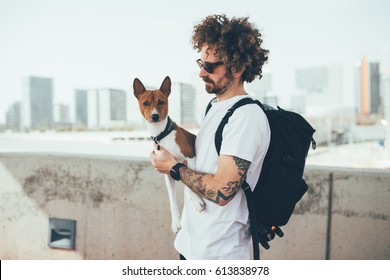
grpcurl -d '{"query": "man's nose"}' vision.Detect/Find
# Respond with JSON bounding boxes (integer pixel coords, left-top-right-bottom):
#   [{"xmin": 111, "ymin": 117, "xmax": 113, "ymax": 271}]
[{"xmin": 199, "ymin": 67, "xmax": 208, "ymax": 78}]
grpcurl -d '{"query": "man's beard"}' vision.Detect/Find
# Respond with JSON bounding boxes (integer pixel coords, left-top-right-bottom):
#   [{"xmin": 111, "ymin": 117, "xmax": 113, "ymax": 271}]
[{"xmin": 203, "ymin": 73, "xmax": 234, "ymax": 96}]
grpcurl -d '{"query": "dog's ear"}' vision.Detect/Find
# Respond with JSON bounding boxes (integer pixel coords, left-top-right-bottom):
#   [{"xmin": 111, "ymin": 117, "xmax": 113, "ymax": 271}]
[
  {"xmin": 159, "ymin": 76, "xmax": 171, "ymax": 97},
  {"xmin": 133, "ymin": 78, "xmax": 146, "ymax": 99}
]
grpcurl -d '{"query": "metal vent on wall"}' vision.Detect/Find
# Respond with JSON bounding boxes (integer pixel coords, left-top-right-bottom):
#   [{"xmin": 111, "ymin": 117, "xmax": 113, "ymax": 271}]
[{"xmin": 48, "ymin": 218, "xmax": 76, "ymax": 250}]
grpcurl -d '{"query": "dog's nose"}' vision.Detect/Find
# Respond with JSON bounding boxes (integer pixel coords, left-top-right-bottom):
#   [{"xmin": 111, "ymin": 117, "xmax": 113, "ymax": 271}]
[{"xmin": 151, "ymin": 114, "xmax": 160, "ymax": 122}]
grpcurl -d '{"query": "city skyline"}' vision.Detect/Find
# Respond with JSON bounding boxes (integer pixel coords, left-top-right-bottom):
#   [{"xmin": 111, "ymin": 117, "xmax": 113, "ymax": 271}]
[
  {"xmin": 1, "ymin": 0, "xmax": 390, "ymax": 124},
  {"xmin": 2, "ymin": 58, "xmax": 385, "ymax": 131},
  {"xmin": 8, "ymin": 75, "xmax": 199, "ymax": 131}
]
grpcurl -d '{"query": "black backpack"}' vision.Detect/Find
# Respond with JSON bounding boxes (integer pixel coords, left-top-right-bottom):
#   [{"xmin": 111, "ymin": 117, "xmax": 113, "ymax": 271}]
[{"xmin": 205, "ymin": 97, "xmax": 316, "ymax": 259}]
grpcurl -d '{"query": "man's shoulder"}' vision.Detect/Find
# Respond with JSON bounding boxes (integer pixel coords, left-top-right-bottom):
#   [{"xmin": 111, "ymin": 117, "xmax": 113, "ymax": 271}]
[{"xmin": 231, "ymin": 98, "xmax": 267, "ymax": 121}]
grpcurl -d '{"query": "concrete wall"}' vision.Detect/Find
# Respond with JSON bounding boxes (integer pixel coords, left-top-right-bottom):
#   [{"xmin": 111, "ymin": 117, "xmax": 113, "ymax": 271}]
[{"xmin": 0, "ymin": 153, "xmax": 389, "ymax": 260}]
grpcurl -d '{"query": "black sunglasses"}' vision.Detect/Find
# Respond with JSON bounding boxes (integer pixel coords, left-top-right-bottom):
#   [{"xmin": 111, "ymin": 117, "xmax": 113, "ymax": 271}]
[{"xmin": 196, "ymin": 59, "xmax": 224, "ymax": 74}]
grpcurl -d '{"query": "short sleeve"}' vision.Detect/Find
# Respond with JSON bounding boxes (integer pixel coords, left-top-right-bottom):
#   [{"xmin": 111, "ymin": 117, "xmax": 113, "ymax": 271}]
[{"xmin": 219, "ymin": 103, "xmax": 269, "ymax": 162}]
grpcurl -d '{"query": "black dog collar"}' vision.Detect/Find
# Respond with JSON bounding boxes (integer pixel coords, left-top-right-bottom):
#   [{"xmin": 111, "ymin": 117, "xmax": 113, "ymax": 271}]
[{"xmin": 151, "ymin": 116, "xmax": 174, "ymax": 145}]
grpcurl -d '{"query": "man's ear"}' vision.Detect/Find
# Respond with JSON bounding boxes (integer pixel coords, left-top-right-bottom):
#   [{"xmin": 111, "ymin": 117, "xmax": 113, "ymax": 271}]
[{"xmin": 231, "ymin": 67, "xmax": 245, "ymax": 79}]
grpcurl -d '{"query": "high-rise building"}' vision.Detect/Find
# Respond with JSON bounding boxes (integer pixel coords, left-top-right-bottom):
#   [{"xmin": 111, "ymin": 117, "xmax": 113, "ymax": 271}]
[
  {"xmin": 109, "ymin": 89, "xmax": 127, "ymax": 121},
  {"xmin": 53, "ymin": 103, "xmax": 71, "ymax": 130},
  {"xmin": 54, "ymin": 104, "xmax": 70, "ymax": 123},
  {"xmin": 22, "ymin": 76, "xmax": 54, "ymax": 130},
  {"xmin": 75, "ymin": 89, "xmax": 88, "ymax": 127},
  {"xmin": 85, "ymin": 88, "xmax": 127, "ymax": 129},
  {"xmin": 369, "ymin": 62, "xmax": 381, "ymax": 115},
  {"xmin": 170, "ymin": 83, "xmax": 196, "ymax": 126},
  {"xmin": 6, "ymin": 102, "xmax": 21, "ymax": 130},
  {"xmin": 355, "ymin": 56, "xmax": 382, "ymax": 118}
]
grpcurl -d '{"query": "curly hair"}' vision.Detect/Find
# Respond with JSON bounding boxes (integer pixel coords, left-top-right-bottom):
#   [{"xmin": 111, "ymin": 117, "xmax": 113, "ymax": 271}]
[{"xmin": 192, "ymin": 14, "xmax": 269, "ymax": 83}]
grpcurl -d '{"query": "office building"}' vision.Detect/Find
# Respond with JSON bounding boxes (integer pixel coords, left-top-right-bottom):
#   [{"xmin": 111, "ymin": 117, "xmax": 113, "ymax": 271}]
[
  {"xmin": 22, "ymin": 76, "xmax": 54, "ymax": 130},
  {"xmin": 85, "ymin": 88, "xmax": 127, "ymax": 129},
  {"xmin": 6, "ymin": 102, "xmax": 21, "ymax": 130},
  {"xmin": 75, "ymin": 89, "xmax": 88, "ymax": 127},
  {"xmin": 54, "ymin": 104, "xmax": 70, "ymax": 123},
  {"xmin": 170, "ymin": 83, "xmax": 196, "ymax": 126},
  {"xmin": 355, "ymin": 56, "xmax": 382, "ymax": 118}
]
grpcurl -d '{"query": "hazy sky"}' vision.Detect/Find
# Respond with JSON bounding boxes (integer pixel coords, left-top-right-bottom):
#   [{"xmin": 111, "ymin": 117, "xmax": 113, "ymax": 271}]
[{"xmin": 1, "ymin": 0, "xmax": 390, "ymax": 123}]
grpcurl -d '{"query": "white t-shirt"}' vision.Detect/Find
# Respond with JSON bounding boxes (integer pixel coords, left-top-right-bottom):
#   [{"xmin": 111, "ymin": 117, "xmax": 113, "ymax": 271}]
[{"xmin": 174, "ymin": 95, "xmax": 270, "ymax": 260}]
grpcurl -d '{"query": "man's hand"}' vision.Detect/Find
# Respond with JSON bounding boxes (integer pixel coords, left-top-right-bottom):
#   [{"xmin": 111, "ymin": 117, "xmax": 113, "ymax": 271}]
[{"xmin": 150, "ymin": 144, "xmax": 178, "ymax": 174}]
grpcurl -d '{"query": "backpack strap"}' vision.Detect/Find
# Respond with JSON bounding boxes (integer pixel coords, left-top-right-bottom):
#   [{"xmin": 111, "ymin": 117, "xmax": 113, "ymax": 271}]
[
  {"xmin": 214, "ymin": 97, "xmax": 262, "ymax": 155},
  {"xmin": 212, "ymin": 97, "xmax": 263, "ymax": 260},
  {"xmin": 242, "ymin": 181, "xmax": 260, "ymax": 260},
  {"xmin": 205, "ymin": 97, "xmax": 216, "ymax": 116}
]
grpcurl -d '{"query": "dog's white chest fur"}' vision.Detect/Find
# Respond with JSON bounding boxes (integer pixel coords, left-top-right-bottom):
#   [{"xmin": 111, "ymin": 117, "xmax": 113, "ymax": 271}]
[
  {"xmin": 147, "ymin": 120, "xmax": 192, "ymax": 165},
  {"xmin": 160, "ymin": 131, "xmax": 184, "ymax": 160},
  {"xmin": 158, "ymin": 131, "xmax": 194, "ymax": 166}
]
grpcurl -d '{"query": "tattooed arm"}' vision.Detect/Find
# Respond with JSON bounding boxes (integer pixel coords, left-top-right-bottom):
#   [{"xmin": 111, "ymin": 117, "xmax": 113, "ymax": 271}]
[
  {"xmin": 150, "ymin": 145, "xmax": 250, "ymax": 206},
  {"xmin": 180, "ymin": 155, "xmax": 250, "ymax": 206}
]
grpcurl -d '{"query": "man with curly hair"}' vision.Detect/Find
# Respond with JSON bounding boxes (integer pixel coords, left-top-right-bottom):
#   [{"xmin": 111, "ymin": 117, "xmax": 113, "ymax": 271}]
[{"xmin": 151, "ymin": 14, "xmax": 270, "ymax": 259}]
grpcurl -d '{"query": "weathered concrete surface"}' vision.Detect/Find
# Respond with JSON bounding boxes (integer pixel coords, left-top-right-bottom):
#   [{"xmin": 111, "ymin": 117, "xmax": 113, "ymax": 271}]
[
  {"xmin": 260, "ymin": 167, "xmax": 390, "ymax": 260},
  {"xmin": 0, "ymin": 153, "xmax": 183, "ymax": 259},
  {"xmin": 0, "ymin": 153, "xmax": 389, "ymax": 259},
  {"xmin": 330, "ymin": 169, "xmax": 390, "ymax": 259}
]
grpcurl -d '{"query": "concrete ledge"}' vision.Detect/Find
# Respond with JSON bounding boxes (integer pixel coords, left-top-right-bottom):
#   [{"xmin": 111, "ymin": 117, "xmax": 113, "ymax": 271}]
[{"xmin": 0, "ymin": 153, "xmax": 389, "ymax": 259}]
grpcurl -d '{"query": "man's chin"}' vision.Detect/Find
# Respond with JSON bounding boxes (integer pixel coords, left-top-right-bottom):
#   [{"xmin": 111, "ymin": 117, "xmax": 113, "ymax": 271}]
[{"xmin": 205, "ymin": 84, "xmax": 214, "ymax": 93}]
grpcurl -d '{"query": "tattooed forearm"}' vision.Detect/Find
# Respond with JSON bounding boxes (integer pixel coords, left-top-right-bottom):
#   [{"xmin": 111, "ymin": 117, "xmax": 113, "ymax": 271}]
[
  {"xmin": 213, "ymin": 189, "xmax": 239, "ymax": 204},
  {"xmin": 181, "ymin": 167, "xmax": 238, "ymax": 204},
  {"xmin": 180, "ymin": 156, "xmax": 251, "ymax": 206},
  {"xmin": 181, "ymin": 168, "xmax": 208, "ymax": 196}
]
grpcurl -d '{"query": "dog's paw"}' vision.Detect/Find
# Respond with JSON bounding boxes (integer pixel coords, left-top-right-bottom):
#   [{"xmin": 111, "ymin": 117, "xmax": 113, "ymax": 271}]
[{"xmin": 171, "ymin": 217, "xmax": 181, "ymax": 234}]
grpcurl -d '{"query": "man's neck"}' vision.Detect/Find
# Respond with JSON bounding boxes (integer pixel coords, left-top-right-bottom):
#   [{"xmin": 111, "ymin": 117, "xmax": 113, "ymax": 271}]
[{"xmin": 215, "ymin": 82, "xmax": 246, "ymax": 102}]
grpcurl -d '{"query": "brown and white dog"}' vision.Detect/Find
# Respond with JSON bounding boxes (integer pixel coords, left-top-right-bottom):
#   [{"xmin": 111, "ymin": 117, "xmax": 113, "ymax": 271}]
[{"xmin": 133, "ymin": 76, "xmax": 205, "ymax": 234}]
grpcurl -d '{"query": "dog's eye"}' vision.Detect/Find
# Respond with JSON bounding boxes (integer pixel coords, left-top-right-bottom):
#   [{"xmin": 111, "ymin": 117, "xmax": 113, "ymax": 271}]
[
  {"xmin": 157, "ymin": 100, "xmax": 165, "ymax": 106},
  {"xmin": 143, "ymin": 101, "xmax": 150, "ymax": 107}
]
